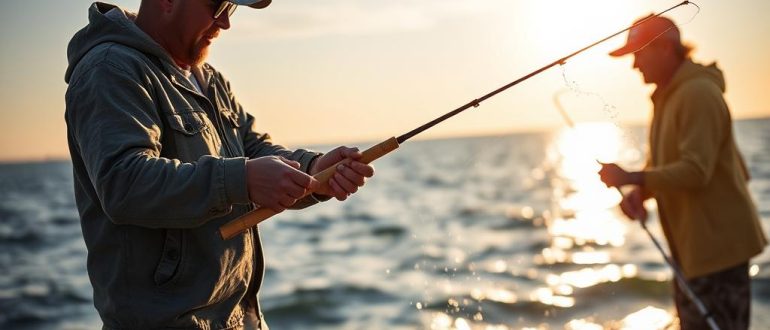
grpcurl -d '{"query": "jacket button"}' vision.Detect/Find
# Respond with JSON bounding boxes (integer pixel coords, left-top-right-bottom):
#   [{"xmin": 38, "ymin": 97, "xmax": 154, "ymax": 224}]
[{"xmin": 166, "ymin": 249, "xmax": 178, "ymax": 261}]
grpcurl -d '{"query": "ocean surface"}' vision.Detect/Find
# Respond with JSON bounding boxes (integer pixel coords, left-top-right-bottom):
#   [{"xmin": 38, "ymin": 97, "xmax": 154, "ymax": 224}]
[{"xmin": 1, "ymin": 118, "xmax": 769, "ymax": 329}]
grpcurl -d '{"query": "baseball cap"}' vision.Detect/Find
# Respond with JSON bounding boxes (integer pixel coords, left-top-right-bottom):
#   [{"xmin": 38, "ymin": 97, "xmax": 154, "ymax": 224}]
[
  {"xmin": 229, "ymin": 0, "xmax": 272, "ymax": 9},
  {"xmin": 609, "ymin": 15, "xmax": 680, "ymax": 57}
]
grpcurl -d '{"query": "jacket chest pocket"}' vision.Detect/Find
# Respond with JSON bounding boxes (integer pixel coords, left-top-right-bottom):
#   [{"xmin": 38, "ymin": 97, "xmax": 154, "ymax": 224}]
[
  {"xmin": 164, "ymin": 110, "xmax": 222, "ymax": 160},
  {"xmin": 168, "ymin": 110, "xmax": 209, "ymax": 135}
]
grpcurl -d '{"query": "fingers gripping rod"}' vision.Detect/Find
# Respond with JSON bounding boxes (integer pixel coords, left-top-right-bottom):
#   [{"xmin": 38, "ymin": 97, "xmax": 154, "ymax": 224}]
[{"xmin": 219, "ymin": 138, "xmax": 399, "ymax": 239}]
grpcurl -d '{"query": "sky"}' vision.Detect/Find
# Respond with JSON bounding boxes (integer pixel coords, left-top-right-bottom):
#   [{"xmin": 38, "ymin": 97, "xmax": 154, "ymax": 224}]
[{"xmin": 0, "ymin": 0, "xmax": 768, "ymax": 162}]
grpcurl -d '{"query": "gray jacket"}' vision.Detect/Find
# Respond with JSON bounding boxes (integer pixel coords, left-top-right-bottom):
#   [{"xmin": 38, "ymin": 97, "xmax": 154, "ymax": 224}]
[{"xmin": 65, "ymin": 3, "xmax": 319, "ymax": 329}]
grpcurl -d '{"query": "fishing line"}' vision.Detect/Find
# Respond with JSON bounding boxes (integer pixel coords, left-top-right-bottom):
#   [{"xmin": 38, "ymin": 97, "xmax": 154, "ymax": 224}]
[
  {"xmin": 556, "ymin": 67, "xmax": 643, "ymax": 164},
  {"xmin": 555, "ymin": 1, "xmax": 701, "ymax": 147}
]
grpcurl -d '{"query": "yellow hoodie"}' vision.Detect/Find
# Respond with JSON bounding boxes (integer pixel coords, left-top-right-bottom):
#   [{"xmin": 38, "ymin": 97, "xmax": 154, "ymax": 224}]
[{"xmin": 644, "ymin": 59, "xmax": 767, "ymax": 279}]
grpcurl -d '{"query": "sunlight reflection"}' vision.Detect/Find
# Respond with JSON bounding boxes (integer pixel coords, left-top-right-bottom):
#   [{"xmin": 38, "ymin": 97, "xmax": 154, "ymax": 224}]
[
  {"xmin": 538, "ymin": 247, "xmax": 567, "ymax": 264},
  {"xmin": 454, "ymin": 318, "xmax": 471, "ymax": 330},
  {"xmin": 470, "ymin": 287, "xmax": 518, "ymax": 304},
  {"xmin": 553, "ymin": 284, "xmax": 574, "ymax": 296},
  {"xmin": 530, "ymin": 287, "xmax": 575, "ymax": 308},
  {"xmin": 565, "ymin": 318, "xmax": 603, "ymax": 330},
  {"xmin": 552, "ymin": 236, "xmax": 574, "ymax": 249},
  {"xmin": 428, "ymin": 312, "xmax": 512, "ymax": 330},
  {"xmin": 534, "ymin": 237, "xmax": 618, "ymax": 265},
  {"xmin": 448, "ymin": 247, "xmax": 467, "ymax": 264},
  {"xmin": 529, "ymin": 123, "xmax": 650, "ymax": 327},
  {"xmin": 487, "ymin": 288, "xmax": 519, "ymax": 304},
  {"xmin": 571, "ymin": 250, "xmax": 611, "ymax": 264},
  {"xmin": 548, "ymin": 213, "xmax": 626, "ymax": 246},
  {"xmin": 482, "ymin": 259, "xmax": 507, "ymax": 273},
  {"xmin": 750, "ymin": 264, "xmax": 759, "ymax": 277},
  {"xmin": 546, "ymin": 264, "xmax": 638, "ymax": 289},
  {"xmin": 620, "ymin": 306, "xmax": 673, "ymax": 330},
  {"xmin": 430, "ymin": 313, "xmax": 453, "ymax": 329},
  {"xmin": 546, "ymin": 123, "xmax": 630, "ymax": 249}
]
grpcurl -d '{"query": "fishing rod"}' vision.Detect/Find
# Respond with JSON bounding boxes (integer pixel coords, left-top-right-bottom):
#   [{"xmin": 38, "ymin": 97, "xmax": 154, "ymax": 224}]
[
  {"xmin": 219, "ymin": 0, "xmax": 695, "ymax": 240},
  {"xmin": 553, "ymin": 91, "xmax": 720, "ymax": 330},
  {"xmin": 641, "ymin": 220, "xmax": 721, "ymax": 330}
]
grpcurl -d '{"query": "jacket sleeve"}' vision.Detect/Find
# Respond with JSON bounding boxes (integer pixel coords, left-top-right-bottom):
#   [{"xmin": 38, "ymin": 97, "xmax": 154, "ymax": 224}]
[
  {"xmin": 66, "ymin": 61, "xmax": 251, "ymax": 228},
  {"xmin": 644, "ymin": 79, "xmax": 728, "ymax": 190}
]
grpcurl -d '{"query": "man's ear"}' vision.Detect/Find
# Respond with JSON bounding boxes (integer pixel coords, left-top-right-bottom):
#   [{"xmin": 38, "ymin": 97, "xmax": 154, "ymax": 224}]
[{"xmin": 660, "ymin": 40, "xmax": 678, "ymax": 57}]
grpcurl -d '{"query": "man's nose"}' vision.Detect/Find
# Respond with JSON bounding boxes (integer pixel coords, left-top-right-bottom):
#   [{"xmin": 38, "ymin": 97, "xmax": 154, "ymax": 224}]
[{"xmin": 215, "ymin": 13, "xmax": 231, "ymax": 30}]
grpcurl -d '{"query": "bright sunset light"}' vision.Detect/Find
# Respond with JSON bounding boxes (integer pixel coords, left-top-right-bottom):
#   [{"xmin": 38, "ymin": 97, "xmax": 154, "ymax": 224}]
[{"xmin": 0, "ymin": 0, "xmax": 768, "ymax": 162}]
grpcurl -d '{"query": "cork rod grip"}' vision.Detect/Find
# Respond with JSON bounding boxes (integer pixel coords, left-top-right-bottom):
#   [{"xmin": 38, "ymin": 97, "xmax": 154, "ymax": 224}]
[{"xmin": 219, "ymin": 137, "xmax": 400, "ymax": 240}]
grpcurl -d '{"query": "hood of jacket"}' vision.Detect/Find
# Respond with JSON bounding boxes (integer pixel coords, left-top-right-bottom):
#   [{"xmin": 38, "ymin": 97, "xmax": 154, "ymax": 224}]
[
  {"xmin": 652, "ymin": 59, "xmax": 726, "ymax": 106},
  {"xmin": 65, "ymin": 2, "xmax": 174, "ymax": 83}
]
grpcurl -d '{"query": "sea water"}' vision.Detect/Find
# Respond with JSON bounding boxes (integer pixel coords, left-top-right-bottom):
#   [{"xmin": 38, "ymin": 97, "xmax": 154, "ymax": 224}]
[{"xmin": 1, "ymin": 119, "xmax": 768, "ymax": 329}]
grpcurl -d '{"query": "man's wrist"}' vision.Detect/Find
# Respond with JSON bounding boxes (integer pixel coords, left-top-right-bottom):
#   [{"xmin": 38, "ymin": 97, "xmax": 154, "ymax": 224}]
[{"xmin": 308, "ymin": 154, "xmax": 324, "ymax": 175}]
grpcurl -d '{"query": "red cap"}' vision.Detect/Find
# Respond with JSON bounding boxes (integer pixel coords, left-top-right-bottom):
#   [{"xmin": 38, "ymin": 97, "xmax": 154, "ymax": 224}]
[{"xmin": 609, "ymin": 15, "xmax": 680, "ymax": 57}]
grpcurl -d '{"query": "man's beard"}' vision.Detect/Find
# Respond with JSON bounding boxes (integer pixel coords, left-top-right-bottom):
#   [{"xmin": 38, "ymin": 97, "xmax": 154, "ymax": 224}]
[{"xmin": 188, "ymin": 42, "xmax": 209, "ymax": 67}]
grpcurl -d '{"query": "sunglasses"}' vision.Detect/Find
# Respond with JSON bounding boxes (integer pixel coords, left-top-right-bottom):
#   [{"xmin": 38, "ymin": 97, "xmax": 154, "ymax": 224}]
[{"xmin": 213, "ymin": 0, "xmax": 237, "ymax": 20}]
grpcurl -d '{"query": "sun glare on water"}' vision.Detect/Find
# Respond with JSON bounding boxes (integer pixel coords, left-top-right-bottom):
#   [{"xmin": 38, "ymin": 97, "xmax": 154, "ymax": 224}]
[
  {"xmin": 422, "ymin": 121, "xmax": 675, "ymax": 329},
  {"xmin": 548, "ymin": 122, "xmax": 627, "ymax": 247}
]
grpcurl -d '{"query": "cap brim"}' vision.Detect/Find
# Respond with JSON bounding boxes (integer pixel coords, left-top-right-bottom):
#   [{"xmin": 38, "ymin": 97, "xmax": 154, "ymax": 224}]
[
  {"xmin": 230, "ymin": 0, "xmax": 271, "ymax": 9},
  {"xmin": 249, "ymin": 0, "xmax": 271, "ymax": 9},
  {"xmin": 609, "ymin": 44, "xmax": 634, "ymax": 57}
]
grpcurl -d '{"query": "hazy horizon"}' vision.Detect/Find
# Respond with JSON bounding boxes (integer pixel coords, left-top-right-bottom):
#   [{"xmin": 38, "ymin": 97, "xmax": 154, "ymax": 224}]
[{"xmin": 2, "ymin": 116, "xmax": 768, "ymax": 165}]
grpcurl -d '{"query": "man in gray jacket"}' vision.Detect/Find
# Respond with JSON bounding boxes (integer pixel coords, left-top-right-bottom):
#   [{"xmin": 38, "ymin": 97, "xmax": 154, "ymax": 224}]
[{"xmin": 64, "ymin": 1, "xmax": 374, "ymax": 329}]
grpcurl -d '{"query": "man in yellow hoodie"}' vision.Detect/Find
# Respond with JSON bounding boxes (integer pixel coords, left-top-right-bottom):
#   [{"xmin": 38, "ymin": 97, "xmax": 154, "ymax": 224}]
[{"xmin": 597, "ymin": 15, "xmax": 766, "ymax": 330}]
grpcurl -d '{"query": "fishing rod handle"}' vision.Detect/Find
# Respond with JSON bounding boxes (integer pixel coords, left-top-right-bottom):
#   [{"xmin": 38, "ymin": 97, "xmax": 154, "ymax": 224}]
[{"xmin": 219, "ymin": 137, "xmax": 400, "ymax": 240}]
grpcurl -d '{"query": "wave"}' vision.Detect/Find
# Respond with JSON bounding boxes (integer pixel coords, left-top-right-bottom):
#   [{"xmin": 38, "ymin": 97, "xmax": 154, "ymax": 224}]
[
  {"xmin": 370, "ymin": 225, "xmax": 406, "ymax": 237},
  {"xmin": 0, "ymin": 280, "xmax": 92, "ymax": 329},
  {"xmin": 262, "ymin": 284, "xmax": 397, "ymax": 327}
]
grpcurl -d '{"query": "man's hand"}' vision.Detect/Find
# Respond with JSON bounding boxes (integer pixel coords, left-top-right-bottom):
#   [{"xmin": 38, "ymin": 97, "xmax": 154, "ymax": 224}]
[
  {"xmin": 246, "ymin": 156, "xmax": 319, "ymax": 212},
  {"xmin": 310, "ymin": 146, "xmax": 375, "ymax": 201},
  {"xmin": 597, "ymin": 162, "xmax": 644, "ymax": 187},
  {"xmin": 620, "ymin": 187, "xmax": 648, "ymax": 222}
]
